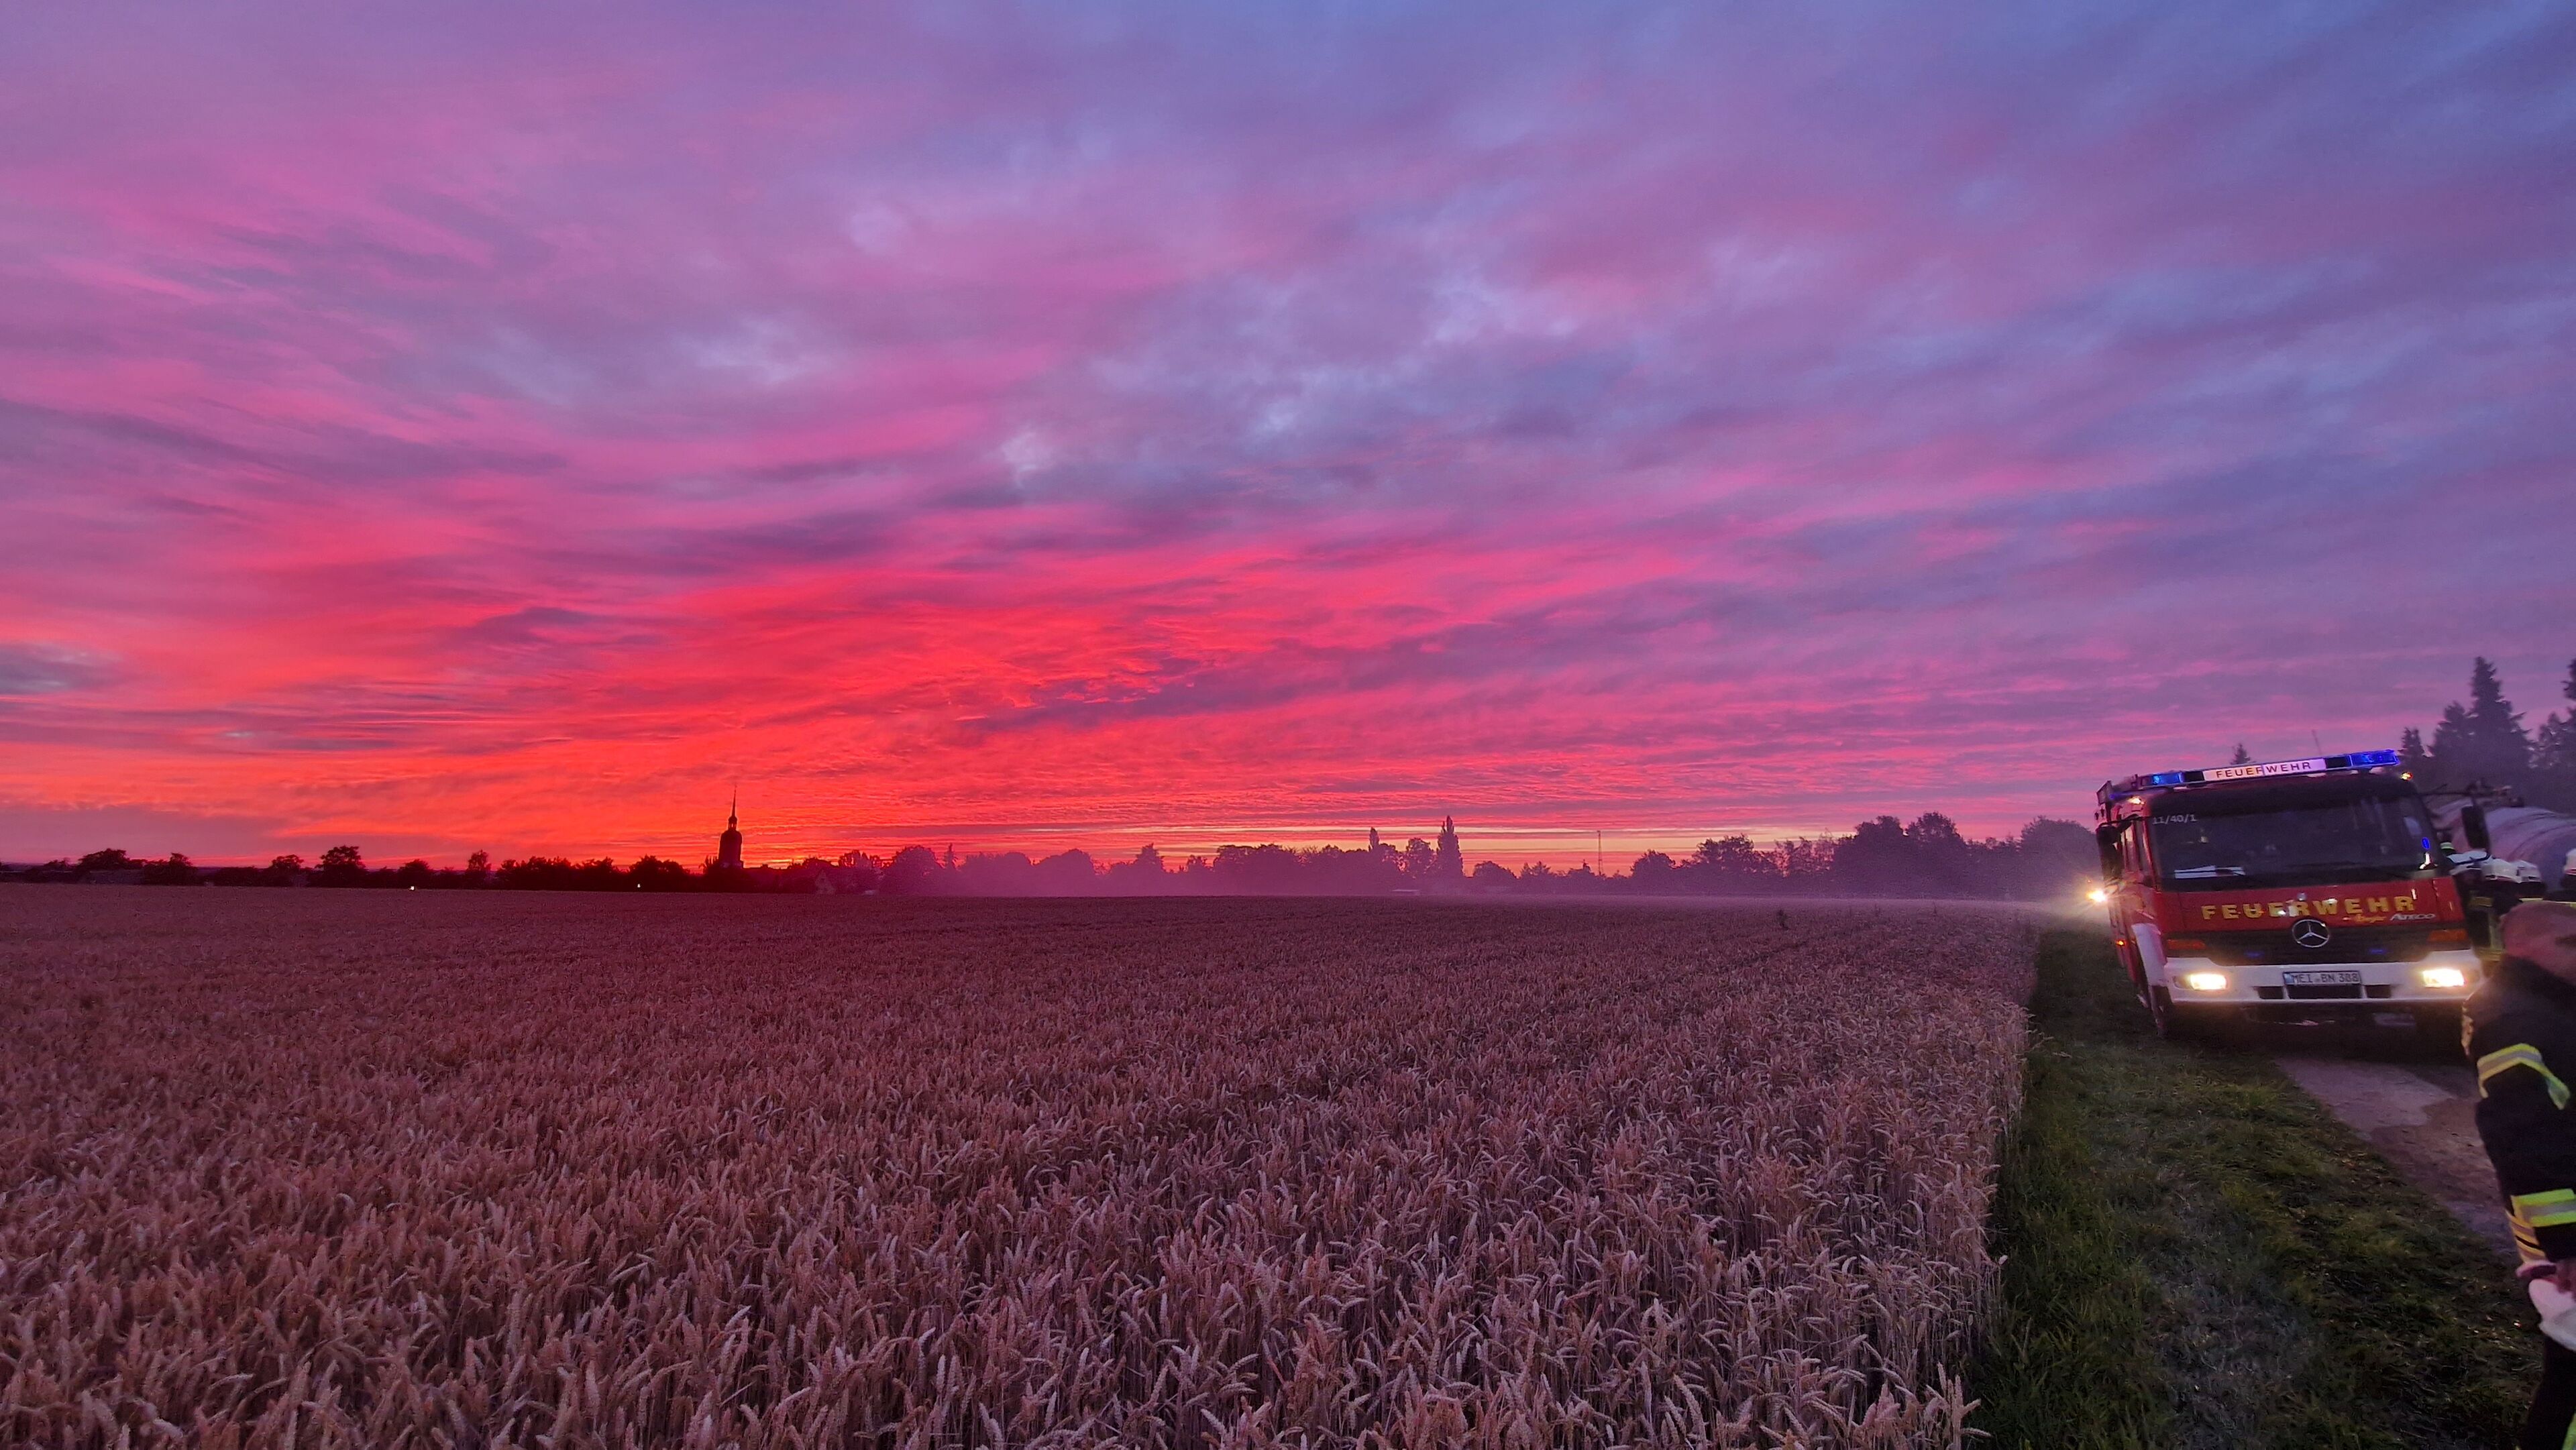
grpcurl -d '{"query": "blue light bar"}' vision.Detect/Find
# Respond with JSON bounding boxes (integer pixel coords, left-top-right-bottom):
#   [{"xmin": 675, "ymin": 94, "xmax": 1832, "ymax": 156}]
[{"xmin": 2132, "ymin": 748, "xmax": 2403, "ymax": 791}]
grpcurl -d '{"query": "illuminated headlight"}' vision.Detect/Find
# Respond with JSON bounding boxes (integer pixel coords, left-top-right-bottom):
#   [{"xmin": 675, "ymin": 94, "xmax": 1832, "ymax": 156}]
[
  {"xmin": 2420, "ymin": 966, "xmax": 2469, "ymax": 991},
  {"xmin": 2086, "ymin": 887, "xmax": 2108, "ymax": 905},
  {"xmin": 2182, "ymin": 971, "xmax": 2229, "ymax": 993}
]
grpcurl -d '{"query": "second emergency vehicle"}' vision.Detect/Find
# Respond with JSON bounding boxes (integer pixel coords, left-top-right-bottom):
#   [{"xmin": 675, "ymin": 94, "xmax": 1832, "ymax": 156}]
[{"xmin": 2095, "ymin": 748, "xmax": 2481, "ymax": 1040}]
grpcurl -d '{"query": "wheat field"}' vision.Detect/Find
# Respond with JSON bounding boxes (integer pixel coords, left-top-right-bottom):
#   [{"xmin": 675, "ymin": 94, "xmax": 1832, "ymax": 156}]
[{"xmin": 0, "ymin": 891, "xmax": 2034, "ymax": 1449}]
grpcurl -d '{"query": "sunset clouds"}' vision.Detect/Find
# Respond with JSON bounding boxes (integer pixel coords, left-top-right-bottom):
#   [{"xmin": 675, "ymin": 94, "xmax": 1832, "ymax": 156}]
[{"xmin": 5, "ymin": 2, "xmax": 2574, "ymax": 864}]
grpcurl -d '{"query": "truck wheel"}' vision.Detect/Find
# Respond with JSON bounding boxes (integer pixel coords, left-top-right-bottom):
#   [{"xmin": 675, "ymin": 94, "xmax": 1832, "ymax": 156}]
[
  {"xmin": 2151, "ymin": 989, "xmax": 2241, "ymax": 1046},
  {"xmin": 2149, "ymin": 986, "xmax": 2190, "ymax": 1040}
]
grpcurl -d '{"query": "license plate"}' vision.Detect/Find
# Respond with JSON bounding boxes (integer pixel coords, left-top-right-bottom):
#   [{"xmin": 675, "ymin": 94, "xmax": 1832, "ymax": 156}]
[{"xmin": 2282, "ymin": 970, "xmax": 2362, "ymax": 986}]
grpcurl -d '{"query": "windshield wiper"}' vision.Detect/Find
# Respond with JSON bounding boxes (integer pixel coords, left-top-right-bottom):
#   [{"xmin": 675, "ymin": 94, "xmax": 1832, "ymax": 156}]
[{"xmin": 2168, "ymin": 866, "xmax": 2247, "ymax": 879}]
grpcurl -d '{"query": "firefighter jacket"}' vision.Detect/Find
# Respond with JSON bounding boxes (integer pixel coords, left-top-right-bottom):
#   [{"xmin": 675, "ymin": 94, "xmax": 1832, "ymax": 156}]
[{"xmin": 2470, "ymin": 954, "xmax": 2576, "ymax": 1267}]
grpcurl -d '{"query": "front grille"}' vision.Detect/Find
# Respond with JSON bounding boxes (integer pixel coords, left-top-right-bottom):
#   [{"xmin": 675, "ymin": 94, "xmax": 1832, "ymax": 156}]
[
  {"xmin": 2249, "ymin": 1003, "xmax": 2414, "ymax": 1023},
  {"xmin": 2198, "ymin": 926, "xmax": 2432, "ymax": 967},
  {"xmin": 2255, "ymin": 984, "xmax": 2395, "ymax": 1001}
]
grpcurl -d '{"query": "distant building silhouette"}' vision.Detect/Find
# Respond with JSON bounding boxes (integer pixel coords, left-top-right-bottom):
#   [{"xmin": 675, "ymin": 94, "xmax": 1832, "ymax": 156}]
[{"xmin": 714, "ymin": 791, "xmax": 744, "ymax": 871}]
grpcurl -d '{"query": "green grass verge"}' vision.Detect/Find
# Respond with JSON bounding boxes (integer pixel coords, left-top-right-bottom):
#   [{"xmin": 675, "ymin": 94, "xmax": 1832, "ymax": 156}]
[{"xmin": 1970, "ymin": 928, "xmax": 2535, "ymax": 1449}]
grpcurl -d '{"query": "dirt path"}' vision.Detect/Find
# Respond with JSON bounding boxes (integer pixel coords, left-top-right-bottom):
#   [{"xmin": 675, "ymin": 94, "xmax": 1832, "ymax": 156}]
[{"xmin": 2275, "ymin": 1054, "xmax": 2514, "ymax": 1261}]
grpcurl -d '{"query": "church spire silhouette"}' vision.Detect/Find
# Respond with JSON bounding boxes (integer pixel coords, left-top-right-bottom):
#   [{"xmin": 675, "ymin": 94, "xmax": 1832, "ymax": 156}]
[{"xmin": 714, "ymin": 787, "xmax": 744, "ymax": 871}]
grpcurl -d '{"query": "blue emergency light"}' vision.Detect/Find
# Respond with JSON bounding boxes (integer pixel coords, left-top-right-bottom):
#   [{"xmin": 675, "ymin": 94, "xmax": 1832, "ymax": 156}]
[{"xmin": 2138, "ymin": 748, "xmax": 2402, "ymax": 790}]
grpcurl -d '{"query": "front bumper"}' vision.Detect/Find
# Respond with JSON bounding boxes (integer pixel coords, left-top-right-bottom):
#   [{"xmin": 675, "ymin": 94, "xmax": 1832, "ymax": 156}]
[{"xmin": 2160, "ymin": 950, "xmax": 2483, "ymax": 1009}]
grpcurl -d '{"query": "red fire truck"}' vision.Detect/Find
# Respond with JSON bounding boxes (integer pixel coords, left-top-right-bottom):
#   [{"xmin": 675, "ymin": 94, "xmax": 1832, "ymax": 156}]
[{"xmin": 2094, "ymin": 748, "xmax": 2480, "ymax": 1040}]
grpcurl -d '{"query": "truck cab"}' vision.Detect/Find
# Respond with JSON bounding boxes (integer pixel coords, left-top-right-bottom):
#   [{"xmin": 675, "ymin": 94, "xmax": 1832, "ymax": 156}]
[{"xmin": 2095, "ymin": 749, "xmax": 2479, "ymax": 1040}]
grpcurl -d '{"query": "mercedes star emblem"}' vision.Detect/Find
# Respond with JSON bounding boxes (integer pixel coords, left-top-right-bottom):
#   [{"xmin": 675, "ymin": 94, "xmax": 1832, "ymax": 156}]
[{"xmin": 2291, "ymin": 918, "xmax": 2333, "ymax": 949}]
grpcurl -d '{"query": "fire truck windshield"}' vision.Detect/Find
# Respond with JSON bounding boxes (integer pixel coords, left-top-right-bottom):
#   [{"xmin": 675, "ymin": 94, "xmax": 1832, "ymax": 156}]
[{"xmin": 2148, "ymin": 791, "xmax": 2434, "ymax": 890}]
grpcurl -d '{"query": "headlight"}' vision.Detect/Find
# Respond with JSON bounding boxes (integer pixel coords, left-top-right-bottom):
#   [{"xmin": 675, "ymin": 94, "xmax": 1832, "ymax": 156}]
[
  {"xmin": 2182, "ymin": 971, "xmax": 2229, "ymax": 993},
  {"xmin": 2420, "ymin": 966, "xmax": 2469, "ymax": 990},
  {"xmin": 2086, "ymin": 887, "xmax": 2108, "ymax": 904}
]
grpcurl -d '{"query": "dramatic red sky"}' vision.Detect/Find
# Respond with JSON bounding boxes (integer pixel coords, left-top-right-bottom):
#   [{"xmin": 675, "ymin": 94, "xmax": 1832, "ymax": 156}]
[{"xmin": 5, "ymin": 4, "xmax": 2573, "ymax": 867}]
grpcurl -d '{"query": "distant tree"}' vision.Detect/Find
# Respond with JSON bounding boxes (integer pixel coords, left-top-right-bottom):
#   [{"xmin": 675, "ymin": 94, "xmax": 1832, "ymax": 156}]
[
  {"xmin": 2230, "ymin": 743, "xmax": 2253, "ymax": 765},
  {"xmin": 1835, "ymin": 817, "xmax": 1919, "ymax": 896},
  {"xmin": 1904, "ymin": 813, "xmax": 1973, "ymax": 895},
  {"xmin": 1035, "ymin": 849, "xmax": 1097, "ymax": 894},
  {"xmin": 2426, "ymin": 657, "xmax": 2534, "ymax": 790},
  {"xmin": 315, "ymin": 844, "xmax": 367, "ymax": 887},
  {"xmin": 462, "ymin": 850, "xmax": 490, "ymax": 883},
  {"xmin": 264, "ymin": 853, "xmax": 305, "ymax": 885},
  {"xmin": 1629, "ymin": 850, "xmax": 1676, "ymax": 891},
  {"xmin": 957, "ymin": 852, "xmax": 1039, "ymax": 894},
  {"xmin": 142, "ymin": 852, "xmax": 199, "ymax": 886},
  {"xmin": 2017, "ymin": 819, "xmax": 2098, "ymax": 899},
  {"xmin": 826, "ymin": 853, "xmax": 880, "ymax": 892},
  {"xmin": 76, "ymin": 848, "xmax": 133, "ymax": 875},
  {"xmin": 2540, "ymin": 662, "xmax": 2576, "ymax": 755},
  {"xmin": 1098, "ymin": 844, "xmax": 1169, "ymax": 892},
  {"xmin": 1471, "ymin": 860, "xmax": 1516, "ymax": 891},
  {"xmin": 879, "ymin": 844, "xmax": 945, "ymax": 895},
  {"xmin": 394, "ymin": 858, "xmax": 435, "ymax": 887},
  {"xmin": 1210, "ymin": 844, "xmax": 1304, "ymax": 893},
  {"xmin": 1776, "ymin": 838, "xmax": 1836, "ymax": 894},
  {"xmin": 1432, "ymin": 818, "xmax": 1464, "ymax": 883},
  {"xmin": 2398, "ymin": 726, "xmax": 2432, "ymax": 780},
  {"xmin": 2527, "ymin": 659, "xmax": 2576, "ymax": 810},
  {"xmin": 1402, "ymin": 837, "xmax": 1435, "ymax": 879},
  {"xmin": 1690, "ymin": 836, "xmax": 1780, "ymax": 893},
  {"xmin": 495, "ymin": 856, "xmax": 555, "ymax": 889},
  {"xmin": 498, "ymin": 855, "xmax": 647, "ymax": 891}
]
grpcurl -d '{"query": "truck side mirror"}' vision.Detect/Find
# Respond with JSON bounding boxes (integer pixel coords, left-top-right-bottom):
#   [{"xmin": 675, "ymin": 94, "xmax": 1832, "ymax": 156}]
[
  {"xmin": 2461, "ymin": 803, "xmax": 2492, "ymax": 853},
  {"xmin": 2094, "ymin": 822, "xmax": 2124, "ymax": 881}
]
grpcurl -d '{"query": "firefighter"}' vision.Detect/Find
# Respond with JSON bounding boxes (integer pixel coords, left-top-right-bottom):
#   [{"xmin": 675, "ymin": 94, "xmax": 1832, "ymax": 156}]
[{"xmin": 2469, "ymin": 899, "xmax": 2576, "ymax": 1448}]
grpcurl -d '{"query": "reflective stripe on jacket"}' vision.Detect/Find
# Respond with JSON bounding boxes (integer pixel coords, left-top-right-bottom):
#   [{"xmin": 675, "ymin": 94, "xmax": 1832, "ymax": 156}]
[{"xmin": 2469, "ymin": 956, "xmax": 2576, "ymax": 1268}]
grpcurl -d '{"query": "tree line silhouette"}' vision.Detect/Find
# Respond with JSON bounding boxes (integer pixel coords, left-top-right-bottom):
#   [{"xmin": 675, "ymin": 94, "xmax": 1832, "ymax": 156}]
[
  {"xmin": 7, "ymin": 814, "xmax": 2098, "ymax": 900},
  {"xmin": 19, "ymin": 652, "xmax": 2561, "ymax": 900},
  {"xmin": 2398, "ymin": 655, "xmax": 2576, "ymax": 812}
]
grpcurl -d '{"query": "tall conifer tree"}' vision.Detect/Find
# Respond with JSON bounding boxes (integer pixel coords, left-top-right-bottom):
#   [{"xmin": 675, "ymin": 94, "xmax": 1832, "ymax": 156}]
[
  {"xmin": 2426, "ymin": 656, "xmax": 2534, "ymax": 789},
  {"xmin": 2398, "ymin": 726, "xmax": 2431, "ymax": 779},
  {"xmin": 1432, "ymin": 817, "xmax": 1464, "ymax": 881},
  {"xmin": 2532, "ymin": 658, "xmax": 2576, "ymax": 810}
]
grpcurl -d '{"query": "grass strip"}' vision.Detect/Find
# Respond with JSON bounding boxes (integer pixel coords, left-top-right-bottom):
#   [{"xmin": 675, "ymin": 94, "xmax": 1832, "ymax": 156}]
[{"xmin": 1971, "ymin": 928, "xmax": 2534, "ymax": 1449}]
